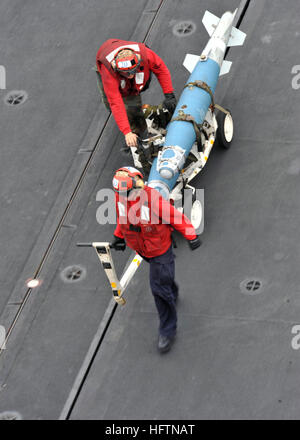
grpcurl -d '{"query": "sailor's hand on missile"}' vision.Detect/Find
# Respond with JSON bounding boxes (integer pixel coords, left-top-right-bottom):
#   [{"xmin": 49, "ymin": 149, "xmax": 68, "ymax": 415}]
[
  {"xmin": 188, "ymin": 236, "xmax": 202, "ymax": 251},
  {"xmin": 163, "ymin": 92, "xmax": 177, "ymax": 114},
  {"xmin": 110, "ymin": 235, "xmax": 126, "ymax": 251},
  {"xmin": 125, "ymin": 132, "xmax": 138, "ymax": 148}
]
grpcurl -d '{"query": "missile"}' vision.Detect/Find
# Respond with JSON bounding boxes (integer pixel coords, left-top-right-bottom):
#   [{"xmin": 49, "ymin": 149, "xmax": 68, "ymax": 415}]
[{"xmin": 147, "ymin": 9, "xmax": 246, "ymax": 198}]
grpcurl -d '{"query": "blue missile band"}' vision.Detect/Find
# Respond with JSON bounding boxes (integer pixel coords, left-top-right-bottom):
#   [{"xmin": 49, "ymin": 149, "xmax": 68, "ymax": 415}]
[{"xmin": 148, "ymin": 58, "xmax": 220, "ymax": 197}]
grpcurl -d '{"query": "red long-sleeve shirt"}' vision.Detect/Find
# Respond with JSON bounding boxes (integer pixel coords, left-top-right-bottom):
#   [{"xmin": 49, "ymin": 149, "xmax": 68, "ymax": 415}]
[
  {"xmin": 114, "ymin": 186, "xmax": 196, "ymax": 258},
  {"xmin": 98, "ymin": 48, "xmax": 174, "ymax": 135}
]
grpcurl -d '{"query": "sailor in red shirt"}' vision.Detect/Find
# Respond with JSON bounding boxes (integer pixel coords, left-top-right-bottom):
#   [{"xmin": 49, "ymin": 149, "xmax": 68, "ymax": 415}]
[
  {"xmin": 111, "ymin": 166, "xmax": 201, "ymax": 353},
  {"xmin": 96, "ymin": 39, "xmax": 177, "ymax": 148}
]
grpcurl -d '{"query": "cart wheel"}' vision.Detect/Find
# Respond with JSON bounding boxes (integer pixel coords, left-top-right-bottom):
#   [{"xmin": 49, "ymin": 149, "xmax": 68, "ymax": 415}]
[
  {"xmin": 184, "ymin": 190, "xmax": 203, "ymax": 235},
  {"xmin": 191, "ymin": 198, "xmax": 203, "ymax": 234},
  {"xmin": 216, "ymin": 110, "xmax": 234, "ymax": 149}
]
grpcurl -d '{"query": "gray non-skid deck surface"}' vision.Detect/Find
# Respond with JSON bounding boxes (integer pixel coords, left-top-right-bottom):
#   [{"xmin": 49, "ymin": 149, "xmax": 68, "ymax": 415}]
[{"xmin": 0, "ymin": 0, "xmax": 300, "ymax": 420}]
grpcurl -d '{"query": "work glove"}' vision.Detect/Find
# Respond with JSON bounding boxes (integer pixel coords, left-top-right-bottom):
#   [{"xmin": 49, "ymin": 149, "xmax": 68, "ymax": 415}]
[
  {"xmin": 188, "ymin": 236, "xmax": 202, "ymax": 251},
  {"xmin": 163, "ymin": 92, "xmax": 177, "ymax": 114},
  {"xmin": 110, "ymin": 235, "xmax": 126, "ymax": 251}
]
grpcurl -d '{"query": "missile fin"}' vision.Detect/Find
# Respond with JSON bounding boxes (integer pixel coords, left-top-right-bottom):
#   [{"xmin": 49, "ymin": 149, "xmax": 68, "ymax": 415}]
[
  {"xmin": 202, "ymin": 10, "xmax": 220, "ymax": 36},
  {"xmin": 228, "ymin": 26, "xmax": 247, "ymax": 46},
  {"xmin": 183, "ymin": 54, "xmax": 201, "ymax": 73},
  {"xmin": 220, "ymin": 60, "xmax": 232, "ymax": 76}
]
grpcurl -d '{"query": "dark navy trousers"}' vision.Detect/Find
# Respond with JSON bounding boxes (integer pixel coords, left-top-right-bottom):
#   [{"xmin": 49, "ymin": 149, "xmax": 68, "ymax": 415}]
[{"xmin": 144, "ymin": 246, "xmax": 178, "ymax": 338}]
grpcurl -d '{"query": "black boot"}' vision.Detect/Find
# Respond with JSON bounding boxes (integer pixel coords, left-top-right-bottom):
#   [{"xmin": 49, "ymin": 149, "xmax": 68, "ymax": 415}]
[{"xmin": 158, "ymin": 334, "xmax": 175, "ymax": 353}]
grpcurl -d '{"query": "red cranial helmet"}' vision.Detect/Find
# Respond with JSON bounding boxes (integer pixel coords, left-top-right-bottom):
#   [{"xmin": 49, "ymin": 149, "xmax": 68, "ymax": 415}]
[
  {"xmin": 113, "ymin": 49, "xmax": 141, "ymax": 76},
  {"xmin": 112, "ymin": 166, "xmax": 144, "ymax": 193}
]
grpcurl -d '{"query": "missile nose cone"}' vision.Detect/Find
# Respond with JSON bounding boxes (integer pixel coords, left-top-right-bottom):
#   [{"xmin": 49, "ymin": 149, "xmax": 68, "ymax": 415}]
[{"xmin": 160, "ymin": 168, "xmax": 174, "ymax": 180}]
